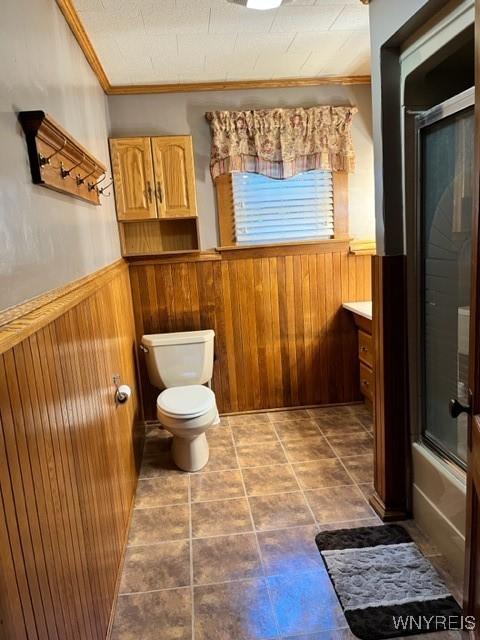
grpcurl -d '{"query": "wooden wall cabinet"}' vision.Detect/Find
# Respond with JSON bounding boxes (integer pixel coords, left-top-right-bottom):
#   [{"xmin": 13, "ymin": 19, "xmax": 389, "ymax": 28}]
[
  {"xmin": 151, "ymin": 136, "xmax": 198, "ymax": 218},
  {"xmin": 110, "ymin": 137, "xmax": 157, "ymax": 221},
  {"xmin": 110, "ymin": 135, "xmax": 199, "ymax": 257}
]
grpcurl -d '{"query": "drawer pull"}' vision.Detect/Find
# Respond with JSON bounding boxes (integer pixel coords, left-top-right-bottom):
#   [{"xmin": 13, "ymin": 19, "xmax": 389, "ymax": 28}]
[
  {"xmin": 360, "ymin": 346, "xmax": 369, "ymax": 352},
  {"xmin": 362, "ymin": 380, "xmax": 370, "ymax": 387}
]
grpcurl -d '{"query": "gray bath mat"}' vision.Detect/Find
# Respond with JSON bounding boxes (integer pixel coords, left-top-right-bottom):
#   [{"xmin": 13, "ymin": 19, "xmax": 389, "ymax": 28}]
[{"xmin": 315, "ymin": 524, "xmax": 462, "ymax": 639}]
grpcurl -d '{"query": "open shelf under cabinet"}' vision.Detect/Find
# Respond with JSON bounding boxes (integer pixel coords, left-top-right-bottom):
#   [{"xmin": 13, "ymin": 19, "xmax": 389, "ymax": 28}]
[{"xmin": 119, "ymin": 218, "xmax": 199, "ymax": 257}]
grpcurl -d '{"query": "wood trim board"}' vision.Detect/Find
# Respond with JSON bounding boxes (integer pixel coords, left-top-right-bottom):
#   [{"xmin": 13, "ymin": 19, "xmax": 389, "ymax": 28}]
[
  {"xmin": 350, "ymin": 239, "xmax": 377, "ymax": 255},
  {"xmin": 105, "ymin": 491, "xmax": 137, "ymax": 639},
  {"xmin": 371, "ymin": 254, "xmax": 409, "ymax": 521},
  {"xmin": 124, "ymin": 241, "xmax": 351, "ymax": 265},
  {"xmin": 56, "ymin": 0, "xmax": 110, "ymax": 92},
  {"xmin": 215, "ymin": 174, "xmax": 235, "ymax": 247},
  {"xmin": 127, "ymin": 251, "xmax": 221, "ymax": 266},
  {"xmin": 332, "ymin": 171, "xmax": 350, "ymax": 239},
  {"xmin": 107, "ymin": 75, "xmax": 372, "ymax": 95},
  {"xmin": 217, "ymin": 239, "xmax": 351, "ymax": 259}
]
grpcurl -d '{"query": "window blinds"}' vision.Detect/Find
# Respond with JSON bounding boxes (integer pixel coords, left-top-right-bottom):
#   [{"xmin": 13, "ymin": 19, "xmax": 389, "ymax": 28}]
[{"xmin": 231, "ymin": 170, "xmax": 334, "ymax": 245}]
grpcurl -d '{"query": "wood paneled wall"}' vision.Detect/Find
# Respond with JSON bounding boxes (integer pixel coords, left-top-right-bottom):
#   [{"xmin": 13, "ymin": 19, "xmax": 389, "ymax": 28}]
[
  {"xmin": 129, "ymin": 242, "xmax": 372, "ymax": 419},
  {"xmin": 0, "ymin": 261, "xmax": 141, "ymax": 640}
]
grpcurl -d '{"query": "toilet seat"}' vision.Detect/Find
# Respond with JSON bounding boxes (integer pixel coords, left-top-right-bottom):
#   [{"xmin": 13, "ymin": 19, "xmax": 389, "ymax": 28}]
[
  {"xmin": 158, "ymin": 404, "xmax": 219, "ymax": 432},
  {"xmin": 157, "ymin": 384, "xmax": 216, "ymax": 419}
]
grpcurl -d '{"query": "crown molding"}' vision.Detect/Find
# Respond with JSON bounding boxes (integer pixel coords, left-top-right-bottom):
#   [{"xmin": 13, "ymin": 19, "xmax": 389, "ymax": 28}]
[
  {"xmin": 56, "ymin": 0, "xmax": 110, "ymax": 92},
  {"xmin": 56, "ymin": 0, "xmax": 371, "ymax": 95},
  {"xmin": 107, "ymin": 75, "xmax": 371, "ymax": 95}
]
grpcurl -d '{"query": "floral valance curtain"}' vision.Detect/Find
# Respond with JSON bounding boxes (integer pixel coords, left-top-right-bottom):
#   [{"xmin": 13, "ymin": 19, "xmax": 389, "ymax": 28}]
[{"xmin": 205, "ymin": 106, "xmax": 357, "ymax": 180}]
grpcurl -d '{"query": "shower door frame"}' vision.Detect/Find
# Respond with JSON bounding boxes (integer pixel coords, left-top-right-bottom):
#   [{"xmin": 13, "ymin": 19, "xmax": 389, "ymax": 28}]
[{"xmin": 409, "ymin": 86, "xmax": 474, "ymax": 471}]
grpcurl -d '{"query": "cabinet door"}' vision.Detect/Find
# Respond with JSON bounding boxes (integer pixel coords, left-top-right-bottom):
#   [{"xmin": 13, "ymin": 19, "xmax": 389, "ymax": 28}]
[
  {"xmin": 151, "ymin": 136, "xmax": 198, "ymax": 218},
  {"xmin": 110, "ymin": 137, "xmax": 157, "ymax": 220}
]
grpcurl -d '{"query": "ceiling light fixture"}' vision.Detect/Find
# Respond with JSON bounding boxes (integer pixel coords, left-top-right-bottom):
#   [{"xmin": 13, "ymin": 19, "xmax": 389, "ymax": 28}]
[{"xmin": 246, "ymin": 0, "xmax": 283, "ymax": 9}]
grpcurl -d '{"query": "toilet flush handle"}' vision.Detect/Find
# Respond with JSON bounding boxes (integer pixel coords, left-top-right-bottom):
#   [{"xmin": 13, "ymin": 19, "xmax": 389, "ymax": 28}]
[{"xmin": 139, "ymin": 344, "xmax": 149, "ymax": 353}]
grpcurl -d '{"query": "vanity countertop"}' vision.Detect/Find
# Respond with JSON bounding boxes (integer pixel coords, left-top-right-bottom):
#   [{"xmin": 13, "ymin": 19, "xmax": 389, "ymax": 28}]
[{"xmin": 342, "ymin": 301, "xmax": 372, "ymax": 321}]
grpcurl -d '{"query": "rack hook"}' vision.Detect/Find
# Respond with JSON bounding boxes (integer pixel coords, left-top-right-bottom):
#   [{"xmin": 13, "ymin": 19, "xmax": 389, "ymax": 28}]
[
  {"xmin": 38, "ymin": 138, "xmax": 67, "ymax": 167},
  {"xmin": 76, "ymin": 164, "xmax": 97, "ymax": 186},
  {"xmin": 60, "ymin": 154, "xmax": 85, "ymax": 179},
  {"xmin": 98, "ymin": 180, "xmax": 113, "ymax": 197},
  {"xmin": 88, "ymin": 172, "xmax": 106, "ymax": 192}
]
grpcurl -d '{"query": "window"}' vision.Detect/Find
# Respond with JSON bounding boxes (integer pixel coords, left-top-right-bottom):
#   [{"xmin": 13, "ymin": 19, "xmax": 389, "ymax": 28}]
[
  {"xmin": 214, "ymin": 170, "xmax": 348, "ymax": 248},
  {"xmin": 232, "ymin": 170, "xmax": 334, "ymax": 245}
]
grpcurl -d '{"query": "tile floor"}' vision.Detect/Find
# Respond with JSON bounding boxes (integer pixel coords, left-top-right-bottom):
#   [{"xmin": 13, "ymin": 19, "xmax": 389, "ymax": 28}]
[{"xmin": 111, "ymin": 404, "xmax": 464, "ymax": 640}]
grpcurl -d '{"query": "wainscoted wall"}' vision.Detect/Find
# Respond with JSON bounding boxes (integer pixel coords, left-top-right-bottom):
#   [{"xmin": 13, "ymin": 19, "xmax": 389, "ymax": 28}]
[
  {"xmin": 0, "ymin": 261, "xmax": 140, "ymax": 640},
  {"xmin": 129, "ymin": 242, "xmax": 372, "ymax": 420}
]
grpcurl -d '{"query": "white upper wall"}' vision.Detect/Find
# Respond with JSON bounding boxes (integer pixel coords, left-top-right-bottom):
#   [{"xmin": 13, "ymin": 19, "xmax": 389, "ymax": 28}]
[
  {"xmin": 108, "ymin": 83, "xmax": 375, "ymax": 248},
  {"xmin": 0, "ymin": 0, "xmax": 120, "ymax": 312}
]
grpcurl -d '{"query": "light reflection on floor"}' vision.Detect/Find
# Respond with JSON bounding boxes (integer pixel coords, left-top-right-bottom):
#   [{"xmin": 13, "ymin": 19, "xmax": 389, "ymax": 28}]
[{"xmin": 110, "ymin": 404, "xmax": 463, "ymax": 640}]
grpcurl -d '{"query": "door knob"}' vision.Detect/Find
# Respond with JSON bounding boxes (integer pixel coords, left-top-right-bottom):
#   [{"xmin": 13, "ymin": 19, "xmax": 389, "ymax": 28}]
[{"xmin": 449, "ymin": 398, "xmax": 471, "ymax": 418}]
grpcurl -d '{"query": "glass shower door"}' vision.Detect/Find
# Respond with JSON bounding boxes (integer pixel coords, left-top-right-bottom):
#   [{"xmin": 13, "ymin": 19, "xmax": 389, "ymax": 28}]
[{"xmin": 418, "ymin": 92, "xmax": 474, "ymax": 468}]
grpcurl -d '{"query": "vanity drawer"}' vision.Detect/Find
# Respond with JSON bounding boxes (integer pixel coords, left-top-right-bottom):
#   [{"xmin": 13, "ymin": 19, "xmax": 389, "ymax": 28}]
[
  {"xmin": 358, "ymin": 330, "xmax": 373, "ymax": 368},
  {"xmin": 359, "ymin": 363, "xmax": 374, "ymax": 401}
]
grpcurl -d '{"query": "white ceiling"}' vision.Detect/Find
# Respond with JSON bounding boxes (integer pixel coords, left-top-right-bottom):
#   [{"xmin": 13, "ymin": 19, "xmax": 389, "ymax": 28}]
[{"xmin": 73, "ymin": 0, "xmax": 370, "ymax": 86}]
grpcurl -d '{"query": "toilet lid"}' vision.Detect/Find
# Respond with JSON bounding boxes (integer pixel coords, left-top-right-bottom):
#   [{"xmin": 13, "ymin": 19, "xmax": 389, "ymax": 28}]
[{"xmin": 157, "ymin": 385, "xmax": 216, "ymax": 419}]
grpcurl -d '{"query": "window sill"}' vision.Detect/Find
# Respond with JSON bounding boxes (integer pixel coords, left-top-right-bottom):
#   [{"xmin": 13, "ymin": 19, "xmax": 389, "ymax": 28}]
[
  {"xmin": 349, "ymin": 239, "xmax": 376, "ymax": 255},
  {"xmin": 216, "ymin": 237, "xmax": 351, "ymax": 259}
]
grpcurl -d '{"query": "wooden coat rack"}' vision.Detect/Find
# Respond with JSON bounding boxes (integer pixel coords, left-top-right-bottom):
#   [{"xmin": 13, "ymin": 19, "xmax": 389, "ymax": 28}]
[{"xmin": 19, "ymin": 111, "xmax": 107, "ymax": 205}]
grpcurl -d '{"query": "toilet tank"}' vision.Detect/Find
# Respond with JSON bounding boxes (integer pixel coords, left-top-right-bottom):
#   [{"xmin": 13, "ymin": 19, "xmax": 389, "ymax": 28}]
[{"xmin": 141, "ymin": 330, "xmax": 215, "ymax": 389}]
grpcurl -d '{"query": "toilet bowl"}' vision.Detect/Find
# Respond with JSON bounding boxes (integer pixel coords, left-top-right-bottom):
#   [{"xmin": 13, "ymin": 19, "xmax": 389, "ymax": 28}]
[
  {"xmin": 141, "ymin": 329, "xmax": 218, "ymax": 472},
  {"xmin": 156, "ymin": 384, "xmax": 219, "ymax": 471}
]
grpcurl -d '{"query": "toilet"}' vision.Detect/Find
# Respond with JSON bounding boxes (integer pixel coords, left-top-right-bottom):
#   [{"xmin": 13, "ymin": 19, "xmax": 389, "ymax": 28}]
[{"xmin": 141, "ymin": 329, "xmax": 219, "ymax": 472}]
